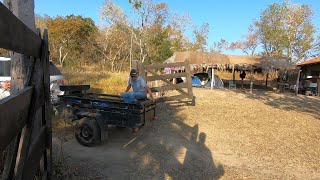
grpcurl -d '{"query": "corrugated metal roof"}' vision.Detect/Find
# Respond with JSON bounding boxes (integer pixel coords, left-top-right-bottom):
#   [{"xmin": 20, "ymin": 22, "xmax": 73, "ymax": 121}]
[{"xmin": 297, "ymin": 57, "xmax": 320, "ymax": 66}]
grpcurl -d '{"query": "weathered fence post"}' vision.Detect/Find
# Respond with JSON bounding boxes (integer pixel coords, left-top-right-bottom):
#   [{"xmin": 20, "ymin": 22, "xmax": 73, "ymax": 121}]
[
  {"xmin": 295, "ymin": 69, "xmax": 302, "ymax": 95},
  {"xmin": 0, "ymin": 2, "xmax": 51, "ymax": 179},
  {"xmin": 250, "ymin": 65, "xmax": 254, "ymax": 93}
]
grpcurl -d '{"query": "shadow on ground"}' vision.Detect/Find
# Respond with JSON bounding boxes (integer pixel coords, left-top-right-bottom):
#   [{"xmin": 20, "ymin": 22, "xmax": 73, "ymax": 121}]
[
  {"xmin": 122, "ymin": 101, "xmax": 224, "ymax": 179},
  {"xmin": 238, "ymin": 88, "xmax": 320, "ymax": 119},
  {"xmin": 52, "ymin": 101, "xmax": 224, "ymax": 179}
]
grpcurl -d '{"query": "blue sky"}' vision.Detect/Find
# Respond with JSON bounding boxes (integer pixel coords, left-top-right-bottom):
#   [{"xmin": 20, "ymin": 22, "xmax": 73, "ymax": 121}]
[{"xmin": 33, "ymin": 0, "xmax": 320, "ymax": 55}]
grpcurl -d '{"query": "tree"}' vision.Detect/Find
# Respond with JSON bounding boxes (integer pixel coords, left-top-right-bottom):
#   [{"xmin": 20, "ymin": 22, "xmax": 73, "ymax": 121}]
[
  {"xmin": 192, "ymin": 22, "xmax": 209, "ymax": 52},
  {"xmin": 230, "ymin": 24, "xmax": 259, "ymax": 55},
  {"xmin": 255, "ymin": 1, "xmax": 315, "ymax": 62},
  {"xmin": 47, "ymin": 15, "xmax": 98, "ymax": 67},
  {"xmin": 145, "ymin": 25, "xmax": 173, "ymax": 64},
  {"xmin": 210, "ymin": 38, "xmax": 228, "ymax": 53},
  {"xmin": 311, "ymin": 35, "xmax": 320, "ymax": 57},
  {"xmin": 35, "ymin": 14, "xmax": 51, "ymax": 33},
  {"xmin": 128, "ymin": 0, "xmax": 188, "ymax": 63}
]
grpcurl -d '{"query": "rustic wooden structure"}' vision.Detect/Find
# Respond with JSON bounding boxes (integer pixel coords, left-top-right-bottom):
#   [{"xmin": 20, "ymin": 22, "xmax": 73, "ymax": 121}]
[
  {"xmin": 296, "ymin": 57, "xmax": 320, "ymax": 96},
  {"xmin": 0, "ymin": 3, "xmax": 51, "ymax": 179},
  {"xmin": 165, "ymin": 51, "xmax": 294, "ymax": 92},
  {"xmin": 133, "ymin": 60, "xmax": 195, "ymax": 105}
]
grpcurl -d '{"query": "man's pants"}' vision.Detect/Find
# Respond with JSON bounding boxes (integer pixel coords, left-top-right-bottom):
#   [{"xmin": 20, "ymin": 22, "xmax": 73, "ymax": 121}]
[{"xmin": 121, "ymin": 92, "xmax": 146, "ymax": 103}]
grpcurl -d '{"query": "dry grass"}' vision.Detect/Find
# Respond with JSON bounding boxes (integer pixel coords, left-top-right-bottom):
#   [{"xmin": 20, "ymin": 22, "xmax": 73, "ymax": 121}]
[
  {"xmin": 61, "ymin": 65, "xmax": 128, "ymax": 94},
  {"xmin": 159, "ymin": 88, "xmax": 320, "ymax": 179},
  {"xmin": 52, "ymin": 65, "xmax": 320, "ymax": 179}
]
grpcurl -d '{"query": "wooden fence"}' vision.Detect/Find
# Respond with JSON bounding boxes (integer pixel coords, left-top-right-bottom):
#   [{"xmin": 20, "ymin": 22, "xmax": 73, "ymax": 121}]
[
  {"xmin": 0, "ymin": 3, "xmax": 51, "ymax": 180},
  {"xmin": 134, "ymin": 60, "xmax": 195, "ymax": 105}
]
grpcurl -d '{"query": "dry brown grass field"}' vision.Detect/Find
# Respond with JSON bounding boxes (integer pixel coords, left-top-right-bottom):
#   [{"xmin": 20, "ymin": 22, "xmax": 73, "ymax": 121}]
[{"xmin": 52, "ymin": 67, "xmax": 320, "ymax": 179}]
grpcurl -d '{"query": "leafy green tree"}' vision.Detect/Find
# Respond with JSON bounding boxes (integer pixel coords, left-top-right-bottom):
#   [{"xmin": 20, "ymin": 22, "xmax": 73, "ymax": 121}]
[
  {"xmin": 255, "ymin": 1, "xmax": 315, "ymax": 61},
  {"xmin": 47, "ymin": 15, "xmax": 98, "ymax": 67},
  {"xmin": 145, "ymin": 25, "xmax": 173, "ymax": 64}
]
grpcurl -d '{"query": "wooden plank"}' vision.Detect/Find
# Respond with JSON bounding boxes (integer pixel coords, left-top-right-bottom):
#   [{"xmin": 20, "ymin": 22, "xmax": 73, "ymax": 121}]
[
  {"xmin": 42, "ymin": 29, "xmax": 52, "ymax": 179},
  {"xmin": 145, "ymin": 68, "xmax": 189, "ymax": 95},
  {"xmin": 16, "ymin": 49, "xmax": 46, "ymax": 179},
  {"xmin": 144, "ymin": 62, "xmax": 186, "ymax": 69},
  {"xmin": 41, "ymin": 170, "xmax": 48, "ymax": 180},
  {"xmin": 22, "ymin": 127, "xmax": 46, "ymax": 180},
  {"xmin": 0, "ymin": 87, "xmax": 33, "ymax": 151},
  {"xmin": 151, "ymin": 83, "xmax": 188, "ymax": 92},
  {"xmin": 184, "ymin": 60, "xmax": 193, "ymax": 97},
  {"xmin": 160, "ymin": 94, "xmax": 191, "ymax": 101},
  {"xmin": 145, "ymin": 72, "xmax": 187, "ymax": 81},
  {"xmin": 0, "ymin": 3, "xmax": 42, "ymax": 57}
]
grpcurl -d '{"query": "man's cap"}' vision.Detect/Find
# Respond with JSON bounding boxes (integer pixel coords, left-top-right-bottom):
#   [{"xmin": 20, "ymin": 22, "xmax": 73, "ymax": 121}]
[{"xmin": 130, "ymin": 69, "xmax": 138, "ymax": 76}]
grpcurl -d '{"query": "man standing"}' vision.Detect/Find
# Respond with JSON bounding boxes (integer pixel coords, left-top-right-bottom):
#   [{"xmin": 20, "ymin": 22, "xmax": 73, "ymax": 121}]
[{"xmin": 121, "ymin": 69, "xmax": 153, "ymax": 103}]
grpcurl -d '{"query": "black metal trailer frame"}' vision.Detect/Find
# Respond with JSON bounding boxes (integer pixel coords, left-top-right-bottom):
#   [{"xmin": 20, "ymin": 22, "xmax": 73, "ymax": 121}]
[{"xmin": 58, "ymin": 85, "xmax": 156, "ymax": 146}]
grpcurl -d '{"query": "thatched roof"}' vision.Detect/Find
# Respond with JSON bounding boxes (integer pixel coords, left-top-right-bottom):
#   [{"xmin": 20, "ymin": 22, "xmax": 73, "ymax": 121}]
[
  {"xmin": 164, "ymin": 51, "xmax": 230, "ymax": 64},
  {"xmin": 227, "ymin": 55, "xmax": 293, "ymax": 69},
  {"xmin": 297, "ymin": 57, "xmax": 320, "ymax": 66},
  {"xmin": 165, "ymin": 51, "xmax": 293, "ymax": 70}
]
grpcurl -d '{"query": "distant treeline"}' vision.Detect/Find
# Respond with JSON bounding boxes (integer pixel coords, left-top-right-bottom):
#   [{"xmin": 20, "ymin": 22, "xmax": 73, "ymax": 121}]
[{"xmin": 32, "ymin": 0, "xmax": 319, "ymax": 70}]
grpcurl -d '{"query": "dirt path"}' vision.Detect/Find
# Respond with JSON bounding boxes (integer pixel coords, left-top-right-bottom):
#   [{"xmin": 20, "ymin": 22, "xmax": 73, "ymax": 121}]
[{"xmin": 53, "ymin": 88, "xmax": 320, "ymax": 179}]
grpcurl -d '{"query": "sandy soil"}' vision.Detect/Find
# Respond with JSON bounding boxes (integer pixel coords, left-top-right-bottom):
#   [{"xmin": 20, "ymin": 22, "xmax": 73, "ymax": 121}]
[{"xmin": 52, "ymin": 88, "xmax": 320, "ymax": 179}]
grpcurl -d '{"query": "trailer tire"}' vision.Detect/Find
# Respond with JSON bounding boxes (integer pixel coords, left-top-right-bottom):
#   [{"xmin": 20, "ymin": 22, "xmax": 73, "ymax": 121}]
[{"xmin": 75, "ymin": 117, "xmax": 100, "ymax": 147}]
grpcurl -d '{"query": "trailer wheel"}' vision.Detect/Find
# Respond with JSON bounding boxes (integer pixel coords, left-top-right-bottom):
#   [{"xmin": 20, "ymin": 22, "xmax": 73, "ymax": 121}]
[{"xmin": 75, "ymin": 117, "xmax": 100, "ymax": 147}]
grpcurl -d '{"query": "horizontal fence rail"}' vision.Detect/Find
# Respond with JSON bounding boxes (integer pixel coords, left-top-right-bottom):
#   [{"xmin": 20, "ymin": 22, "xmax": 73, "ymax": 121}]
[
  {"xmin": 0, "ymin": 3, "xmax": 51, "ymax": 179},
  {"xmin": 0, "ymin": 87, "xmax": 33, "ymax": 151},
  {"xmin": 0, "ymin": 3, "xmax": 42, "ymax": 57}
]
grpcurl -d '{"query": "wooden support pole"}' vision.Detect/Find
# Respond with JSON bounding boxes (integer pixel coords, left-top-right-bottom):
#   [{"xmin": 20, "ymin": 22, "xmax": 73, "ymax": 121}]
[
  {"xmin": 173, "ymin": 71, "xmax": 176, "ymax": 85},
  {"xmin": 232, "ymin": 65, "xmax": 235, "ymax": 83},
  {"xmin": 295, "ymin": 69, "xmax": 302, "ymax": 95},
  {"xmin": 265, "ymin": 72, "xmax": 269, "ymax": 87},
  {"xmin": 250, "ymin": 65, "xmax": 254, "ymax": 93},
  {"xmin": 211, "ymin": 68, "xmax": 214, "ymax": 90}
]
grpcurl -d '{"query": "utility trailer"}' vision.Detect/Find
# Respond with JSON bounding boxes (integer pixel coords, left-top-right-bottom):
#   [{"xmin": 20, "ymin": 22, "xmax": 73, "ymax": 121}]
[{"xmin": 58, "ymin": 85, "xmax": 156, "ymax": 146}]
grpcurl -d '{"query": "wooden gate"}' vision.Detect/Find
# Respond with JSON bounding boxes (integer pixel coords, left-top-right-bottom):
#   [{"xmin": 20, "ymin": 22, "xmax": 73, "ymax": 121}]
[
  {"xmin": 0, "ymin": 3, "xmax": 51, "ymax": 180},
  {"xmin": 135, "ymin": 60, "xmax": 195, "ymax": 105}
]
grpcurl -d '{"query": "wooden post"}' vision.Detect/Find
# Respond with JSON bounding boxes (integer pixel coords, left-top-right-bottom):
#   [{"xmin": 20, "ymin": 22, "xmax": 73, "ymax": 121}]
[
  {"xmin": 3, "ymin": 0, "xmax": 37, "ymax": 178},
  {"xmin": 173, "ymin": 71, "xmax": 176, "ymax": 84},
  {"xmin": 317, "ymin": 79, "xmax": 320, "ymax": 96},
  {"xmin": 211, "ymin": 68, "xmax": 214, "ymax": 90},
  {"xmin": 132, "ymin": 60, "xmax": 138, "ymax": 71},
  {"xmin": 295, "ymin": 69, "xmax": 302, "ymax": 95},
  {"xmin": 232, "ymin": 65, "xmax": 235, "ymax": 83},
  {"xmin": 265, "ymin": 72, "xmax": 269, "ymax": 87},
  {"xmin": 184, "ymin": 60, "xmax": 193, "ymax": 98},
  {"xmin": 250, "ymin": 65, "xmax": 254, "ymax": 93},
  {"xmin": 140, "ymin": 62, "xmax": 146, "ymax": 80}
]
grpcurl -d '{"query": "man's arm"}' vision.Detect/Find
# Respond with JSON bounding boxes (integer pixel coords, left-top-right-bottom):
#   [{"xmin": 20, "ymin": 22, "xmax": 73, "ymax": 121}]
[{"xmin": 125, "ymin": 84, "xmax": 131, "ymax": 92}]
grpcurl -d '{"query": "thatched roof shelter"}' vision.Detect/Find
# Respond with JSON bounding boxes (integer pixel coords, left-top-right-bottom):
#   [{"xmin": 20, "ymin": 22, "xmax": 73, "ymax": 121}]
[
  {"xmin": 165, "ymin": 51, "xmax": 293, "ymax": 70},
  {"xmin": 227, "ymin": 55, "xmax": 293, "ymax": 69},
  {"xmin": 165, "ymin": 51, "xmax": 230, "ymax": 64}
]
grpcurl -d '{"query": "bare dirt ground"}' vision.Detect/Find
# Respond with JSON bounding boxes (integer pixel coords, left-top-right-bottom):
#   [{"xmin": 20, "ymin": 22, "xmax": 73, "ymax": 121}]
[{"xmin": 53, "ymin": 88, "xmax": 320, "ymax": 179}]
